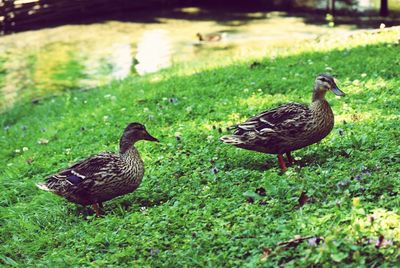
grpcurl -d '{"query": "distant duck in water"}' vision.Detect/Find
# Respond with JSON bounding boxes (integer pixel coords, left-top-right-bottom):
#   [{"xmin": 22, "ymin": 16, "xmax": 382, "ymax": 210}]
[
  {"xmin": 196, "ymin": 32, "xmax": 225, "ymax": 42},
  {"xmin": 37, "ymin": 123, "xmax": 159, "ymax": 216},
  {"xmin": 220, "ymin": 74, "xmax": 345, "ymax": 172}
]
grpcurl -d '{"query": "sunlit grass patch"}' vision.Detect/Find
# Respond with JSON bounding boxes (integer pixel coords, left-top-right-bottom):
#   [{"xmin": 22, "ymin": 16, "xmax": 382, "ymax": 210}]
[
  {"xmin": 33, "ymin": 42, "xmax": 86, "ymax": 93},
  {"xmin": 352, "ymin": 208, "xmax": 400, "ymax": 243}
]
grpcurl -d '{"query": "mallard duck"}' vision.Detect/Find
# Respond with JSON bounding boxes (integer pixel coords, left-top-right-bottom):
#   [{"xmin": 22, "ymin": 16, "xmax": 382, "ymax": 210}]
[
  {"xmin": 220, "ymin": 74, "xmax": 345, "ymax": 172},
  {"xmin": 196, "ymin": 32, "xmax": 224, "ymax": 42},
  {"xmin": 37, "ymin": 123, "xmax": 158, "ymax": 216}
]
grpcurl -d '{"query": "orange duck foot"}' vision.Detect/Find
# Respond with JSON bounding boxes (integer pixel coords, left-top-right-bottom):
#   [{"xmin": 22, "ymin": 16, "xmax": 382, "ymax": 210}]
[{"xmin": 277, "ymin": 154, "xmax": 288, "ymax": 172}]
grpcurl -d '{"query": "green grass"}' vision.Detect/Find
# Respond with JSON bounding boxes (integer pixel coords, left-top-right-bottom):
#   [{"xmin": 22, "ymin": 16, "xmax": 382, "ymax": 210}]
[{"xmin": 1, "ymin": 29, "xmax": 400, "ymax": 267}]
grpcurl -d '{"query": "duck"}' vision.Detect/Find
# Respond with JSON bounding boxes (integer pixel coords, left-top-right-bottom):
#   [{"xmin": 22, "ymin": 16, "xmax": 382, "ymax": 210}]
[
  {"xmin": 37, "ymin": 122, "xmax": 158, "ymax": 216},
  {"xmin": 220, "ymin": 74, "xmax": 345, "ymax": 172},
  {"xmin": 196, "ymin": 32, "xmax": 225, "ymax": 42}
]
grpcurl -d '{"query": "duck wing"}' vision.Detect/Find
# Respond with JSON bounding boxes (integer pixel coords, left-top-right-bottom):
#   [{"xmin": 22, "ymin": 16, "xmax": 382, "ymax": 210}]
[
  {"xmin": 234, "ymin": 103, "xmax": 311, "ymax": 135},
  {"xmin": 220, "ymin": 103, "xmax": 312, "ymax": 153},
  {"xmin": 40, "ymin": 152, "xmax": 119, "ymax": 203}
]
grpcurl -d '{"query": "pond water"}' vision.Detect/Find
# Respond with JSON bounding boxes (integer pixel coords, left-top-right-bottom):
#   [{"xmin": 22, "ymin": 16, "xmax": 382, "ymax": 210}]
[
  {"xmin": 136, "ymin": 29, "xmax": 172, "ymax": 75},
  {"xmin": 294, "ymin": 0, "xmax": 400, "ymax": 12},
  {"xmin": 0, "ymin": 7, "xmax": 396, "ymax": 111}
]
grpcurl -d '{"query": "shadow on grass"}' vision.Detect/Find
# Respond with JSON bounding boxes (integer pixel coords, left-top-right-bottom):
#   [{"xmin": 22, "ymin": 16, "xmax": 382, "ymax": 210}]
[
  {"xmin": 72, "ymin": 193, "xmax": 170, "ymax": 218},
  {"xmin": 7, "ymin": 1, "xmax": 400, "ymax": 34},
  {"xmin": 221, "ymin": 145, "xmax": 344, "ymax": 172},
  {"xmin": 223, "ymin": 153, "xmax": 277, "ymax": 171}
]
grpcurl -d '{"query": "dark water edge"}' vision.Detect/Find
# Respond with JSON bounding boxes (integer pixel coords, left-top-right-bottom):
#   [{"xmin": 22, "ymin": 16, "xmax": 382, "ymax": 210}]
[{"xmin": 2, "ymin": 0, "xmax": 400, "ymax": 35}]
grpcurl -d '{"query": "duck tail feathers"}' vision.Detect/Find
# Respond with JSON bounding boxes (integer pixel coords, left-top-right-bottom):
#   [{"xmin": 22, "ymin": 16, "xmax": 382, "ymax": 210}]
[
  {"xmin": 220, "ymin": 135, "xmax": 245, "ymax": 145},
  {"xmin": 36, "ymin": 183, "xmax": 51, "ymax": 191}
]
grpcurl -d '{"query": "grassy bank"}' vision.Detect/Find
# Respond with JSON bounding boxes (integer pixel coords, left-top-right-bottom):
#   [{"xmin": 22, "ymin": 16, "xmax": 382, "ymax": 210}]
[{"xmin": 1, "ymin": 28, "xmax": 399, "ymax": 266}]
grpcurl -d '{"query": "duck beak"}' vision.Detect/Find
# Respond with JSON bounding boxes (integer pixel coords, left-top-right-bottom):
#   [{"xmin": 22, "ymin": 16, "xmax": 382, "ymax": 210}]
[
  {"xmin": 331, "ymin": 85, "xmax": 345, "ymax": 97},
  {"xmin": 144, "ymin": 131, "xmax": 159, "ymax": 142}
]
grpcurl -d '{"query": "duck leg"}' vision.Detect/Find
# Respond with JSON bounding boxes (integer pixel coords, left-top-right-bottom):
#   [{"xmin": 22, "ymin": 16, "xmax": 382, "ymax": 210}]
[
  {"xmin": 277, "ymin": 154, "xmax": 288, "ymax": 172},
  {"xmin": 286, "ymin": 152, "xmax": 294, "ymax": 165},
  {"xmin": 92, "ymin": 203, "xmax": 102, "ymax": 217}
]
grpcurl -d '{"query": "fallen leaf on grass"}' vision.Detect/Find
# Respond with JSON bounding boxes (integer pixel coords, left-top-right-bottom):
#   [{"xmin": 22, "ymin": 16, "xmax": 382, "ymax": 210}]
[
  {"xmin": 278, "ymin": 235, "xmax": 324, "ymax": 249},
  {"xmin": 260, "ymin": 247, "xmax": 271, "ymax": 262},
  {"xmin": 278, "ymin": 235, "xmax": 312, "ymax": 248},
  {"xmin": 255, "ymin": 187, "xmax": 266, "ymax": 196},
  {"xmin": 373, "ymin": 235, "xmax": 393, "ymax": 248},
  {"xmin": 260, "ymin": 235, "xmax": 323, "ymax": 262},
  {"xmin": 298, "ymin": 191, "xmax": 309, "ymax": 208}
]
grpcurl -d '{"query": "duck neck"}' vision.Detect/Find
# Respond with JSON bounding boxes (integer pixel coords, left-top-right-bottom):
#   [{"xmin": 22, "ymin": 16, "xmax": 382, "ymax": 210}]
[
  {"xmin": 312, "ymin": 90, "xmax": 327, "ymax": 102},
  {"xmin": 310, "ymin": 92, "xmax": 333, "ymax": 119},
  {"xmin": 119, "ymin": 135, "xmax": 137, "ymax": 155}
]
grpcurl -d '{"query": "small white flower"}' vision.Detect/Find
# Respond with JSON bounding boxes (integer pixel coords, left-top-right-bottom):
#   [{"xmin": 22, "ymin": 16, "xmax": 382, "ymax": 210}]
[
  {"xmin": 379, "ymin": 23, "xmax": 385, "ymax": 29},
  {"xmin": 65, "ymin": 148, "xmax": 71, "ymax": 155},
  {"xmin": 15, "ymin": 149, "xmax": 21, "ymax": 153},
  {"xmin": 185, "ymin": 106, "xmax": 193, "ymax": 113},
  {"xmin": 257, "ymin": 88, "xmax": 262, "ymax": 92},
  {"xmin": 143, "ymin": 108, "xmax": 149, "ymax": 112},
  {"xmin": 243, "ymin": 88, "xmax": 249, "ymax": 92},
  {"xmin": 103, "ymin": 116, "xmax": 109, "ymax": 121},
  {"xmin": 22, "ymin": 147, "xmax": 29, "ymax": 152},
  {"xmin": 361, "ymin": 73, "xmax": 367, "ymax": 78}
]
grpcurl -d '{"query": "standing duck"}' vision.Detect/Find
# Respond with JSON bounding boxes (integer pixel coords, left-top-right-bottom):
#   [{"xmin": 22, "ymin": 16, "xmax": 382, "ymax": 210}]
[
  {"xmin": 220, "ymin": 74, "xmax": 345, "ymax": 172},
  {"xmin": 37, "ymin": 123, "xmax": 158, "ymax": 216}
]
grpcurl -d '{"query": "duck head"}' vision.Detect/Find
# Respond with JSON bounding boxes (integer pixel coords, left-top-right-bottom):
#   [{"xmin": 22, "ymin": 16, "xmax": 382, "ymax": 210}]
[
  {"xmin": 313, "ymin": 74, "xmax": 345, "ymax": 101},
  {"xmin": 196, "ymin": 33, "xmax": 203, "ymax": 41},
  {"xmin": 120, "ymin": 123, "xmax": 158, "ymax": 153},
  {"xmin": 123, "ymin": 122, "xmax": 158, "ymax": 142}
]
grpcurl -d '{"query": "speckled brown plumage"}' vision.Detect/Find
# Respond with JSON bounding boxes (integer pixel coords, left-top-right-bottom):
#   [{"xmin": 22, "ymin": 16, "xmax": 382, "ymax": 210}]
[
  {"xmin": 196, "ymin": 32, "xmax": 224, "ymax": 42},
  {"xmin": 220, "ymin": 74, "xmax": 345, "ymax": 171},
  {"xmin": 37, "ymin": 122, "xmax": 158, "ymax": 215}
]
